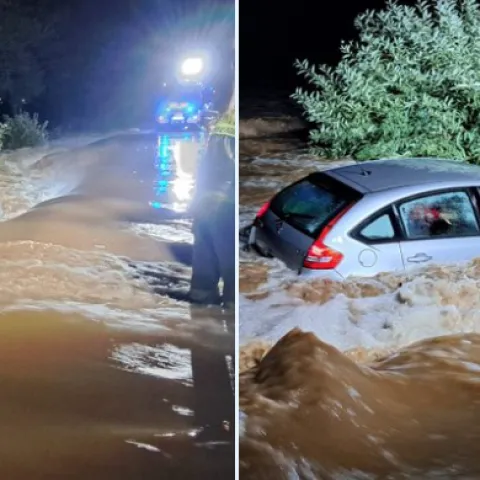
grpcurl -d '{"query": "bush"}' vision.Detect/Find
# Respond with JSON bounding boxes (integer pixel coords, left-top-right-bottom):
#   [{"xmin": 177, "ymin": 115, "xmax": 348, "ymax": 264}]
[
  {"xmin": 0, "ymin": 112, "xmax": 48, "ymax": 150},
  {"xmin": 292, "ymin": 0, "xmax": 480, "ymax": 162}
]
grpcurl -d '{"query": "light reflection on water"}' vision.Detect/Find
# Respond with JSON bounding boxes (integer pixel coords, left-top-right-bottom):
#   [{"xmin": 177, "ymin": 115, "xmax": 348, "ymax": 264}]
[
  {"xmin": 0, "ymin": 132, "xmax": 233, "ymax": 478},
  {"xmin": 112, "ymin": 342, "xmax": 193, "ymax": 387},
  {"xmin": 150, "ymin": 132, "xmax": 203, "ymax": 213},
  {"xmin": 0, "ymin": 309, "xmax": 233, "ymax": 478}
]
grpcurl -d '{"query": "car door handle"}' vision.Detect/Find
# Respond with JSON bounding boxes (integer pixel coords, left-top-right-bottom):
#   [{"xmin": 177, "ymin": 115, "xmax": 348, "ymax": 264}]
[{"xmin": 407, "ymin": 253, "xmax": 432, "ymax": 263}]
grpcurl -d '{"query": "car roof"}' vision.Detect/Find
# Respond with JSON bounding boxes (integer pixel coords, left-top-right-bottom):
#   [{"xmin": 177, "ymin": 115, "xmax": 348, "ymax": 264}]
[{"xmin": 324, "ymin": 157, "xmax": 480, "ymax": 194}]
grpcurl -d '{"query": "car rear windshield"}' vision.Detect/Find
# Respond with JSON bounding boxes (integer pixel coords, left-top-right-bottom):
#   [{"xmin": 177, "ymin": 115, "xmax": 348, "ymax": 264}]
[{"xmin": 269, "ymin": 173, "xmax": 360, "ymax": 238}]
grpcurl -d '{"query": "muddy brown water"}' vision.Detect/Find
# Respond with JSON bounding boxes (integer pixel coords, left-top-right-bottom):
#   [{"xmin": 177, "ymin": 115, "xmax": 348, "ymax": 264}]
[
  {"xmin": 0, "ymin": 131, "xmax": 234, "ymax": 479},
  {"xmin": 240, "ymin": 329, "xmax": 480, "ymax": 479},
  {"xmin": 239, "ymin": 132, "xmax": 480, "ymax": 478}
]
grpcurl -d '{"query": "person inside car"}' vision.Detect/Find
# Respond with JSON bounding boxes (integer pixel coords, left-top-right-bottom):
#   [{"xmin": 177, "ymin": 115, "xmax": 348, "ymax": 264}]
[{"xmin": 407, "ymin": 203, "xmax": 452, "ymax": 237}]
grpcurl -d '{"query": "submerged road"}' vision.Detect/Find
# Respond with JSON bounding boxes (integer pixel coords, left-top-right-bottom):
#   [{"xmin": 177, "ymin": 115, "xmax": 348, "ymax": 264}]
[
  {"xmin": 0, "ymin": 130, "xmax": 234, "ymax": 478},
  {"xmin": 88, "ymin": 130, "xmax": 236, "ymax": 472}
]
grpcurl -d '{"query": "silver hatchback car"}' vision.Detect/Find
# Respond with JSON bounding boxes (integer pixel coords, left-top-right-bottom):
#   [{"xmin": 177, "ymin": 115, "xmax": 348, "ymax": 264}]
[{"xmin": 248, "ymin": 158, "xmax": 480, "ymax": 281}]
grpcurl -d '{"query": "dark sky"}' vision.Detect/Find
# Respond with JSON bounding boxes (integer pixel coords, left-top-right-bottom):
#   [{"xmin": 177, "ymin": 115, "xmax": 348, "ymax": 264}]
[
  {"xmin": 240, "ymin": 0, "xmax": 414, "ymax": 92},
  {"xmin": 12, "ymin": 0, "xmax": 234, "ymax": 128}
]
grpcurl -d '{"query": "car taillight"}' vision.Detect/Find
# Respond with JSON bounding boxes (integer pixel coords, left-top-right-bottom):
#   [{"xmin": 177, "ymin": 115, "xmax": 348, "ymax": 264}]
[
  {"xmin": 256, "ymin": 200, "xmax": 271, "ymax": 219},
  {"xmin": 303, "ymin": 239, "xmax": 344, "ymax": 270},
  {"xmin": 303, "ymin": 203, "xmax": 354, "ymax": 270}
]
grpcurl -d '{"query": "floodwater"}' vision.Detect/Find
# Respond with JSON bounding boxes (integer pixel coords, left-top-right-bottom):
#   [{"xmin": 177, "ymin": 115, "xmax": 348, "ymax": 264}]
[
  {"xmin": 0, "ymin": 130, "xmax": 234, "ymax": 479},
  {"xmin": 240, "ymin": 329, "xmax": 480, "ymax": 479},
  {"xmin": 238, "ymin": 110, "xmax": 480, "ymax": 478}
]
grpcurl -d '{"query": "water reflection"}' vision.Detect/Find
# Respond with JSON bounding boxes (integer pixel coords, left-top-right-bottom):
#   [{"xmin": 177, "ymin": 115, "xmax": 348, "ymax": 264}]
[
  {"xmin": 0, "ymin": 131, "xmax": 233, "ymax": 478},
  {"xmin": 0, "ymin": 309, "xmax": 234, "ymax": 478},
  {"xmin": 111, "ymin": 342, "xmax": 193, "ymax": 387},
  {"xmin": 150, "ymin": 132, "xmax": 205, "ymax": 213}
]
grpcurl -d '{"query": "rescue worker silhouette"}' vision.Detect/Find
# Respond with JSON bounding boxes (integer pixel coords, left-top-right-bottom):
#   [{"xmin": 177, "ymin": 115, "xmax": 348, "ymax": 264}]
[{"xmin": 188, "ymin": 94, "xmax": 235, "ymax": 309}]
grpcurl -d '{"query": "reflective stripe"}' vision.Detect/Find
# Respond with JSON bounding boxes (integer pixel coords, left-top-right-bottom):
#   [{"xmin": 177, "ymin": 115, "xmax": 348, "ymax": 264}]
[
  {"xmin": 214, "ymin": 123, "xmax": 235, "ymax": 137},
  {"xmin": 212, "ymin": 108, "xmax": 235, "ymax": 137}
]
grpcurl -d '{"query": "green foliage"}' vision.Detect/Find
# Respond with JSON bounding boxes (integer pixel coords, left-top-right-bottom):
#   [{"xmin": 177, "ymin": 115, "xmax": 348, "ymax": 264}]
[
  {"xmin": 0, "ymin": 112, "xmax": 48, "ymax": 150},
  {"xmin": 292, "ymin": 0, "xmax": 480, "ymax": 162}
]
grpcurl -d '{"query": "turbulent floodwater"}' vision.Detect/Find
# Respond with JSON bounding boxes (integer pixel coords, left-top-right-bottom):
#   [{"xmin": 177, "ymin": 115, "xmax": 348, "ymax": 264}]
[
  {"xmin": 0, "ymin": 131, "xmax": 234, "ymax": 478},
  {"xmin": 239, "ymin": 103, "xmax": 480, "ymax": 478}
]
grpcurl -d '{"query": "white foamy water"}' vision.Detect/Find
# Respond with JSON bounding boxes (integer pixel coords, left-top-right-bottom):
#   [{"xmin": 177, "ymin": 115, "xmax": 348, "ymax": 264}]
[
  {"xmin": 0, "ymin": 132, "xmax": 196, "ymax": 329},
  {"xmin": 0, "ymin": 132, "xmax": 130, "ymax": 220}
]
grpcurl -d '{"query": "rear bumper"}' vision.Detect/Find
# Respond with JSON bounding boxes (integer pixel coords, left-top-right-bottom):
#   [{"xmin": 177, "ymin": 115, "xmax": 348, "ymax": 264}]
[
  {"xmin": 248, "ymin": 224, "xmax": 273, "ymax": 258},
  {"xmin": 157, "ymin": 114, "xmax": 200, "ymax": 124},
  {"xmin": 249, "ymin": 224, "xmax": 344, "ymax": 281}
]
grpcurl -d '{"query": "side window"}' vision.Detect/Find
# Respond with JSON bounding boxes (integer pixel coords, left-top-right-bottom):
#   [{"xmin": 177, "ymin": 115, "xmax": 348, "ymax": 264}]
[
  {"xmin": 359, "ymin": 213, "xmax": 396, "ymax": 241},
  {"xmin": 398, "ymin": 191, "xmax": 479, "ymax": 239}
]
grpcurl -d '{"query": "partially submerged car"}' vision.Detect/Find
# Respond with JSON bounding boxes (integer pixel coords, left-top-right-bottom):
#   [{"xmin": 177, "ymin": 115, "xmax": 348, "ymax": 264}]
[{"xmin": 247, "ymin": 158, "xmax": 480, "ymax": 280}]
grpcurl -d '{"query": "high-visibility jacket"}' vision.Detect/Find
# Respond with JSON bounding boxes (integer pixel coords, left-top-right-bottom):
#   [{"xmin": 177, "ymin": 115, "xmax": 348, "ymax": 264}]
[
  {"xmin": 191, "ymin": 108, "xmax": 235, "ymax": 216},
  {"xmin": 211, "ymin": 108, "xmax": 235, "ymax": 138}
]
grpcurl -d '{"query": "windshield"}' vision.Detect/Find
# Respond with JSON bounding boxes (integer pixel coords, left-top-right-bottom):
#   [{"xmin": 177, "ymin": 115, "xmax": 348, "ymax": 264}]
[
  {"xmin": 270, "ymin": 174, "xmax": 360, "ymax": 237},
  {"xmin": 164, "ymin": 85, "xmax": 203, "ymax": 104}
]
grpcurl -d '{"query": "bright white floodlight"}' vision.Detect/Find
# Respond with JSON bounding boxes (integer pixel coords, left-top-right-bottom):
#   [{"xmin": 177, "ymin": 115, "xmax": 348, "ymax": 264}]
[{"xmin": 180, "ymin": 57, "xmax": 204, "ymax": 76}]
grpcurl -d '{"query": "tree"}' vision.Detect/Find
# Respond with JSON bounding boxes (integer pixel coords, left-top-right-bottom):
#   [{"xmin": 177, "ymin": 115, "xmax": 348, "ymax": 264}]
[
  {"xmin": 292, "ymin": 0, "xmax": 480, "ymax": 162},
  {"xmin": 0, "ymin": 0, "xmax": 57, "ymax": 113}
]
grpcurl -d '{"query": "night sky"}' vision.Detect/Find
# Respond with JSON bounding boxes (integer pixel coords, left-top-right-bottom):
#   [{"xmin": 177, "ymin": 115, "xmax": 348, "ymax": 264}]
[
  {"xmin": 3, "ymin": 0, "xmax": 233, "ymax": 129},
  {"xmin": 240, "ymin": 0, "xmax": 415, "ymax": 93},
  {"xmin": 5, "ymin": 0, "xmax": 432, "ymax": 124}
]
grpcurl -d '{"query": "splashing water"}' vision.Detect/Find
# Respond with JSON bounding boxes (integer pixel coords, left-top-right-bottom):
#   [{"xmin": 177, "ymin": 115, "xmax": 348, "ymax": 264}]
[
  {"xmin": 0, "ymin": 131, "xmax": 234, "ymax": 478},
  {"xmin": 239, "ymin": 120, "xmax": 480, "ymax": 478}
]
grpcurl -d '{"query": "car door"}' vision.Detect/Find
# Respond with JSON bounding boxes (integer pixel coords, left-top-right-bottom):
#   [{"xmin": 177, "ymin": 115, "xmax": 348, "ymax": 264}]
[
  {"xmin": 345, "ymin": 208, "xmax": 405, "ymax": 277},
  {"xmin": 396, "ymin": 189, "xmax": 480, "ymax": 271}
]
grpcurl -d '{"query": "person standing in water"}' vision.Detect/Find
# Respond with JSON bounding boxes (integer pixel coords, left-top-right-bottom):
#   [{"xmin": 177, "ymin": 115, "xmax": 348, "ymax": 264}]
[{"xmin": 188, "ymin": 87, "xmax": 235, "ymax": 309}]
